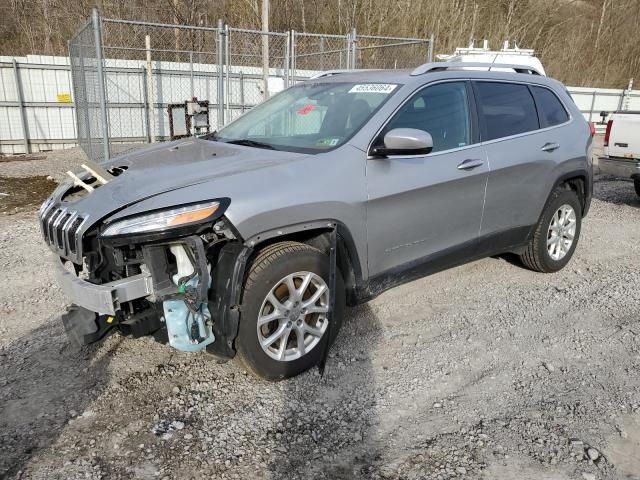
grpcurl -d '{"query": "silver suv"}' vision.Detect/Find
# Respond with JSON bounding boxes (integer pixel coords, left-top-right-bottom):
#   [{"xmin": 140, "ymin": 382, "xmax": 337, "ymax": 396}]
[{"xmin": 40, "ymin": 62, "xmax": 593, "ymax": 379}]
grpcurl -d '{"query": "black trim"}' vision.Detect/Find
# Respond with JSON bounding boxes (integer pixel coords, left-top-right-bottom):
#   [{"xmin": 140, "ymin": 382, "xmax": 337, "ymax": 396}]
[
  {"xmin": 355, "ymin": 225, "xmax": 533, "ymax": 303},
  {"xmin": 547, "ymin": 169, "xmax": 592, "ymax": 217},
  {"xmin": 318, "ymin": 227, "xmax": 337, "ymax": 376},
  {"xmin": 465, "ymin": 80, "xmax": 481, "ymax": 145},
  {"xmin": 245, "ymin": 219, "xmax": 364, "ymax": 289},
  {"xmin": 206, "ymin": 242, "xmax": 253, "ymax": 359}
]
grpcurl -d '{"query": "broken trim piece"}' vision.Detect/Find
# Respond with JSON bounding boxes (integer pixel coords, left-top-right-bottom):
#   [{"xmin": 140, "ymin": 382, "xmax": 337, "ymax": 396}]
[
  {"xmin": 66, "ymin": 171, "xmax": 95, "ymax": 192},
  {"xmin": 81, "ymin": 163, "xmax": 110, "ymax": 184}
]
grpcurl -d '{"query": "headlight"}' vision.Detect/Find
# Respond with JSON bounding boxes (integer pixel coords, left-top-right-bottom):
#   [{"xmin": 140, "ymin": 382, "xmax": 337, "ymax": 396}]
[{"xmin": 101, "ymin": 201, "xmax": 221, "ymax": 237}]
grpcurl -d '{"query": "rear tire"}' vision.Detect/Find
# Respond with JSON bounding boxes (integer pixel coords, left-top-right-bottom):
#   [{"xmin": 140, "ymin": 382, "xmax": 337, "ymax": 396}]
[
  {"xmin": 519, "ymin": 188, "xmax": 582, "ymax": 273},
  {"xmin": 634, "ymin": 178, "xmax": 640, "ymax": 197},
  {"xmin": 235, "ymin": 241, "xmax": 344, "ymax": 381}
]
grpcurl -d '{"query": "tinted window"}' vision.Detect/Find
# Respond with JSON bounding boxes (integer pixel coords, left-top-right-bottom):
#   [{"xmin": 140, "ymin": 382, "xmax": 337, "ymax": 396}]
[
  {"xmin": 382, "ymin": 82, "xmax": 471, "ymax": 152},
  {"xmin": 475, "ymin": 82, "xmax": 539, "ymax": 141},
  {"xmin": 531, "ymin": 86, "xmax": 569, "ymax": 127}
]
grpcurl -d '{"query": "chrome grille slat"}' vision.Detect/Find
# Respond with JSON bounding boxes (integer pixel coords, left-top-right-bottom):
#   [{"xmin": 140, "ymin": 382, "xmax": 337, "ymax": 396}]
[
  {"xmin": 39, "ymin": 203, "xmax": 85, "ymax": 263},
  {"xmin": 52, "ymin": 209, "xmax": 68, "ymax": 250},
  {"xmin": 48, "ymin": 210, "xmax": 63, "ymax": 244},
  {"xmin": 61, "ymin": 212, "xmax": 78, "ymax": 254}
]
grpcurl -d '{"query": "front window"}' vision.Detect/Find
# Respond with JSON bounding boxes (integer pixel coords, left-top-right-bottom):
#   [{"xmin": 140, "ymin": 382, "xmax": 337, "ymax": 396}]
[
  {"xmin": 379, "ymin": 81, "xmax": 472, "ymax": 153},
  {"xmin": 211, "ymin": 82, "xmax": 400, "ymax": 153}
]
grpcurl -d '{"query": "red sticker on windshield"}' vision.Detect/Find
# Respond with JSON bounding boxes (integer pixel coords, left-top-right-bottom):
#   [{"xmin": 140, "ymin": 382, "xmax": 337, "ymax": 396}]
[{"xmin": 297, "ymin": 104, "xmax": 316, "ymax": 115}]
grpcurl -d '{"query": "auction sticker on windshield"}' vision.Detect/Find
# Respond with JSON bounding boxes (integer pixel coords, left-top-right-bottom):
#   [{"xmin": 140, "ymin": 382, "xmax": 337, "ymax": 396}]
[{"xmin": 348, "ymin": 84, "xmax": 397, "ymax": 94}]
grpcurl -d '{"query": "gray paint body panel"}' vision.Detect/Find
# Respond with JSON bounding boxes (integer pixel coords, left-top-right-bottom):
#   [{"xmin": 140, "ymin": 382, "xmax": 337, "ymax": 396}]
[{"xmin": 42, "ymin": 68, "xmax": 592, "ymax": 285}]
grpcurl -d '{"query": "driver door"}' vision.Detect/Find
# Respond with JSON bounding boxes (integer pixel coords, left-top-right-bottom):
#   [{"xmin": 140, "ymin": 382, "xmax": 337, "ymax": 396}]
[{"xmin": 365, "ymin": 81, "xmax": 489, "ymax": 277}]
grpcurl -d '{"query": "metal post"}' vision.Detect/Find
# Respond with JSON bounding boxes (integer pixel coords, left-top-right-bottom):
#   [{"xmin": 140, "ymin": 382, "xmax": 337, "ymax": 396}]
[
  {"xmin": 141, "ymin": 67, "xmax": 151, "ymax": 143},
  {"xmin": 225, "ymin": 24, "xmax": 231, "ymax": 120},
  {"xmin": 588, "ymin": 90, "xmax": 596, "ymax": 122},
  {"xmin": 346, "ymin": 32, "xmax": 352, "ymax": 69},
  {"xmin": 240, "ymin": 71, "xmax": 245, "ymax": 112},
  {"xmin": 350, "ymin": 28, "xmax": 357, "ymax": 69},
  {"xmin": 189, "ymin": 51, "xmax": 195, "ymax": 98},
  {"xmin": 92, "ymin": 8, "xmax": 110, "ymax": 160},
  {"xmin": 12, "ymin": 59, "xmax": 30, "ymax": 154},
  {"xmin": 428, "ymin": 34, "xmax": 435, "ymax": 62},
  {"xmin": 216, "ymin": 19, "xmax": 224, "ymax": 127},
  {"xmin": 622, "ymin": 78, "xmax": 634, "ymax": 111},
  {"xmin": 261, "ymin": 0, "xmax": 270, "ymax": 98},
  {"xmin": 145, "ymin": 35, "xmax": 156, "ymax": 142},
  {"xmin": 283, "ymin": 31, "xmax": 290, "ymax": 88},
  {"xmin": 291, "ymin": 30, "xmax": 297, "ymax": 85}
]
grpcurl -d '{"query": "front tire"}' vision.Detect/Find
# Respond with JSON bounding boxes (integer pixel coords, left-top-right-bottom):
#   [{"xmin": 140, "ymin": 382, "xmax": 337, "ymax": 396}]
[
  {"xmin": 235, "ymin": 241, "xmax": 344, "ymax": 380},
  {"xmin": 634, "ymin": 178, "xmax": 640, "ymax": 197},
  {"xmin": 519, "ymin": 188, "xmax": 582, "ymax": 273}
]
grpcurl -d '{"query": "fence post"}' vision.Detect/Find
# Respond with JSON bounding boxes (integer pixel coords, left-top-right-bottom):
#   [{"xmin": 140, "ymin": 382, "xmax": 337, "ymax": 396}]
[
  {"xmin": 189, "ymin": 51, "xmax": 195, "ymax": 98},
  {"xmin": 12, "ymin": 59, "xmax": 30, "ymax": 155},
  {"xmin": 145, "ymin": 35, "xmax": 156, "ymax": 143},
  {"xmin": 428, "ymin": 34, "xmax": 435, "ymax": 62},
  {"xmin": 141, "ymin": 67, "xmax": 151, "ymax": 143},
  {"xmin": 283, "ymin": 31, "xmax": 290, "ymax": 88},
  {"xmin": 290, "ymin": 30, "xmax": 297, "ymax": 84},
  {"xmin": 92, "ymin": 8, "xmax": 110, "ymax": 160},
  {"xmin": 622, "ymin": 78, "xmax": 634, "ymax": 111},
  {"xmin": 350, "ymin": 28, "xmax": 357, "ymax": 69},
  {"xmin": 225, "ymin": 24, "xmax": 231, "ymax": 121},
  {"xmin": 588, "ymin": 90, "xmax": 596, "ymax": 122},
  {"xmin": 240, "ymin": 71, "xmax": 245, "ymax": 112},
  {"xmin": 216, "ymin": 19, "xmax": 224, "ymax": 127}
]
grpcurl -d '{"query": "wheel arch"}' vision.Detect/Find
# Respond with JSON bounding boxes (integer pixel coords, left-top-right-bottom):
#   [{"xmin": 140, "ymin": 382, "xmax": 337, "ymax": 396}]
[
  {"xmin": 244, "ymin": 220, "xmax": 363, "ymax": 306},
  {"xmin": 547, "ymin": 169, "xmax": 592, "ymax": 217}
]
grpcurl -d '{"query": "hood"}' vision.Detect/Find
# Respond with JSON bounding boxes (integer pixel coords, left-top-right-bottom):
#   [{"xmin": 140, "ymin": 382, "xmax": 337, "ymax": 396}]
[{"xmin": 49, "ymin": 138, "xmax": 306, "ymax": 228}]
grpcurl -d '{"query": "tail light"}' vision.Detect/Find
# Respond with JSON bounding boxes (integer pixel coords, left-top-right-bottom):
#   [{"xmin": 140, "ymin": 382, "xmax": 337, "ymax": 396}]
[
  {"xmin": 589, "ymin": 122, "xmax": 596, "ymax": 137},
  {"xmin": 604, "ymin": 119, "xmax": 613, "ymax": 146}
]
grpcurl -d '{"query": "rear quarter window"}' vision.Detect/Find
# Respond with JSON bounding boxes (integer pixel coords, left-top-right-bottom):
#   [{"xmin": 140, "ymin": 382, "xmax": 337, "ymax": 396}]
[
  {"xmin": 475, "ymin": 82, "xmax": 539, "ymax": 141},
  {"xmin": 530, "ymin": 86, "xmax": 570, "ymax": 128}
]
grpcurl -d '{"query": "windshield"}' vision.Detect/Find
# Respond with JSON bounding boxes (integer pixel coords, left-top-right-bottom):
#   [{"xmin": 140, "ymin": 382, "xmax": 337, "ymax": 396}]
[{"xmin": 211, "ymin": 81, "xmax": 400, "ymax": 153}]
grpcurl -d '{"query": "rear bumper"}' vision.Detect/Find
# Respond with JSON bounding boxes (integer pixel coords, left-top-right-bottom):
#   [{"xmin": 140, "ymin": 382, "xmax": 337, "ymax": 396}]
[
  {"xmin": 53, "ymin": 256, "xmax": 154, "ymax": 315},
  {"xmin": 598, "ymin": 156, "xmax": 640, "ymax": 179}
]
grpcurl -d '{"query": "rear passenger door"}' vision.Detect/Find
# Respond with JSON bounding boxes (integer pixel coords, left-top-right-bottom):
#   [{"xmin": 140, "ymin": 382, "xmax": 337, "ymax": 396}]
[{"xmin": 474, "ymin": 81, "xmax": 570, "ymax": 242}]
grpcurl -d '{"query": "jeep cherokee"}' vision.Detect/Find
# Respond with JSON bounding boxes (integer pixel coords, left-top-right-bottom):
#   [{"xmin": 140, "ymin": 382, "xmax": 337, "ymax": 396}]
[{"xmin": 40, "ymin": 62, "xmax": 593, "ymax": 379}]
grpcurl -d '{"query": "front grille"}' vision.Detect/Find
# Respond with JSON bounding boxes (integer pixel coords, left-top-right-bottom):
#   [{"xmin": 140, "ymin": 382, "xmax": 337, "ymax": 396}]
[{"xmin": 40, "ymin": 204, "xmax": 85, "ymax": 261}]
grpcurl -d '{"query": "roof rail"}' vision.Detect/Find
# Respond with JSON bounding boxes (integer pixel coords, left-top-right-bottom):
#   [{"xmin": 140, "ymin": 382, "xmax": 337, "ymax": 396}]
[
  {"xmin": 307, "ymin": 69, "xmax": 376, "ymax": 80},
  {"xmin": 411, "ymin": 62, "xmax": 544, "ymax": 76}
]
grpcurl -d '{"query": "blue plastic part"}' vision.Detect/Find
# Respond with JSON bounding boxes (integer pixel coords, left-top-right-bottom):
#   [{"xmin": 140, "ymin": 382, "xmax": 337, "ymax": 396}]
[{"xmin": 163, "ymin": 276, "xmax": 215, "ymax": 352}]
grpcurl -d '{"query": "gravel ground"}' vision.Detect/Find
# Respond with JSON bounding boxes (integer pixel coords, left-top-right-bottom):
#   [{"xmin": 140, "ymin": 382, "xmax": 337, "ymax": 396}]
[{"xmin": 1, "ymin": 147, "xmax": 639, "ymax": 480}]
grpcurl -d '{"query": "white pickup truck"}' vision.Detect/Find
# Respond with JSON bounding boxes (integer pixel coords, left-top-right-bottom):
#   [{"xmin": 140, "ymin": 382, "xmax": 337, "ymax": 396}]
[{"xmin": 599, "ymin": 111, "xmax": 640, "ymax": 196}]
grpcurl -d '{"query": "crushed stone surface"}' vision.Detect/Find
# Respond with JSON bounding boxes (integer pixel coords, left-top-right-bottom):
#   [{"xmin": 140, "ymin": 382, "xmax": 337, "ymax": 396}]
[{"xmin": 1, "ymin": 149, "xmax": 639, "ymax": 480}]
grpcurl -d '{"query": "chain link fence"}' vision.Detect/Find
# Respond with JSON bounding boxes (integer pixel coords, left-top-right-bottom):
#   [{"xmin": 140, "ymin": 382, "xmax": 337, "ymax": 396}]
[
  {"xmin": 68, "ymin": 9, "xmax": 434, "ymax": 163},
  {"xmin": 225, "ymin": 28, "xmax": 290, "ymax": 122},
  {"xmin": 69, "ymin": 13, "xmax": 109, "ymax": 162}
]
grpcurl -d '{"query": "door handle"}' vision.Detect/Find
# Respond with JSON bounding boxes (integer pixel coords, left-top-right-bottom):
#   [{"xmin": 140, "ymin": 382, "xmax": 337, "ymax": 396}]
[
  {"xmin": 541, "ymin": 142, "xmax": 560, "ymax": 152},
  {"xmin": 457, "ymin": 158, "xmax": 484, "ymax": 170}
]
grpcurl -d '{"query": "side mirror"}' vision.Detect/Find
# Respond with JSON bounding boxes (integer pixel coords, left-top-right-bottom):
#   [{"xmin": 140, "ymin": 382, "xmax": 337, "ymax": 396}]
[{"xmin": 371, "ymin": 128, "xmax": 433, "ymax": 157}]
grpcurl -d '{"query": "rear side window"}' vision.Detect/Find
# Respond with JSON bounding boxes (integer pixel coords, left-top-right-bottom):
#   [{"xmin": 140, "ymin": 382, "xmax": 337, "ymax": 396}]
[
  {"xmin": 475, "ymin": 82, "xmax": 539, "ymax": 141},
  {"xmin": 530, "ymin": 86, "xmax": 569, "ymax": 128}
]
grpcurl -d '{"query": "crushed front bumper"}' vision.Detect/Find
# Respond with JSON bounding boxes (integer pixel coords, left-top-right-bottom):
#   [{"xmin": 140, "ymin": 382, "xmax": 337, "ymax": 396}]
[
  {"xmin": 598, "ymin": 156, "xmax": 640, "ymax": 179},
  {"xmin": 53, "ymin": 255, "xmax": 154, "ymax": 315}
]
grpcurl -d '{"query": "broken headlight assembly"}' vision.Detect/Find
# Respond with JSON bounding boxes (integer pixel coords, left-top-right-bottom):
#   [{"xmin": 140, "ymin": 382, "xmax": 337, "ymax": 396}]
[{"xmin": 101, "ymin": 200, "xmax": 226, "ymax": 238}]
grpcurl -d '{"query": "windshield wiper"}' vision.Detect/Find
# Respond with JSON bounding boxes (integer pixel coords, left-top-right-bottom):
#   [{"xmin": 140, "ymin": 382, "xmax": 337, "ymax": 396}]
[{"xmin": 224, "ymin": 138, "xmax": 277, "ymax": 150}]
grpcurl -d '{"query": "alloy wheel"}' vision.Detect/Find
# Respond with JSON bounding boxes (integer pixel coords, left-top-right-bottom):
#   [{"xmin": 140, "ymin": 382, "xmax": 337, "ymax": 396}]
[{"xmin": 256, "ymin": 271, "xmax": 329, "ymax": 362}]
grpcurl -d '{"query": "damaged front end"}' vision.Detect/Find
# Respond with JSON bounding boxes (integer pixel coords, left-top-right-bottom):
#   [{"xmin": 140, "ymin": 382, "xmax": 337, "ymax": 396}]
[{"xmin": 41, "ymin": 168, "xmax": 250, "ymax": 359}]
